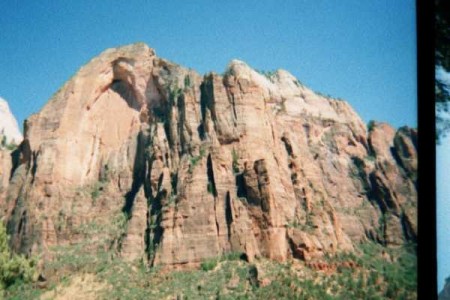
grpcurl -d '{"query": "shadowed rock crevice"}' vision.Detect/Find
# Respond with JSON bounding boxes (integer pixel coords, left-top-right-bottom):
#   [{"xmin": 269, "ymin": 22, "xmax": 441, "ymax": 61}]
[
  {"xmin": 206, "ymin": 154, "xmax": 218, "ymax": 197},
  {"xmin": 197, "ymin": 86, "xmax": 207, "ymax": 140},
  {"xmin": 109, "ymin": 57, "xmax": 142, "ymax": 111},
  {"xmin": 241, "ymin": 166, "xmax": 261, "ymax": 207},
  {"xmin": 200, "ymin": 76, "xmax": 214, "ymax": 121},
  {"xmin": 225, "ymin": 192, "xmax": 233, "ymax": 241},
  {"xmin": 110, "ymin": 79, "xmax": 141, "ymax": 111},
  {"xmin": 281, "ymin": 136, "xmax": 294, "ymax": 157},
  {"xmin": 235, "ymin": 173, "xmax": 247, "ymax": 199},
  {"xmin": 122, "ymin": 130, "xmax": 147, "ymax": 217},
  {"xmin": 176, "ymin": 94, "xmax": 189, "ymax": 155},
  {"xmin": 147, "ymin": 190, "xmax": 164, "ymax": 265},
  {"xmin": 368, "ymin": 172, "xmax": 398, "ymax": 215},
  {"xmin": 145, "ymin": 130, "xmax": 166, "ymax": 265},
  {"xmin": 401, "ymin": 213, "xmax": 417, "ymax": 242},
  {"xmin": 30, "ymin": 151, "xmax": 38, "ymax": 184},
  {"xmin": 349, "ymin": 156, "xmax": 371, "ymax": 193},
  {"xmin": 281, "ymin": 135, "xmax": 304, "ymax": 204},
  {"xmin": 9, "ymin": 148, "xmax": 21, "ymax": 181}
]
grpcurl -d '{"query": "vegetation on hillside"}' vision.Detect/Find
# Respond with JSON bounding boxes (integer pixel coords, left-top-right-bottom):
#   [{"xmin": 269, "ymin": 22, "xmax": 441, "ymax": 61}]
[
  {"xmin": 0, "ymin": 223, "xmax": 37, "ymax": 298},
  {"xmin": 3, "ymin": 222, "xmax": 416, "ymax": 300}
]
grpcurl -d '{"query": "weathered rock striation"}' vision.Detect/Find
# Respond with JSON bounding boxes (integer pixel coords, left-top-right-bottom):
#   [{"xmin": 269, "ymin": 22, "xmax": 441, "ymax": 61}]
[{"xmin": 0, "ymin": 43, "xmax": 417, "ymax": 268}]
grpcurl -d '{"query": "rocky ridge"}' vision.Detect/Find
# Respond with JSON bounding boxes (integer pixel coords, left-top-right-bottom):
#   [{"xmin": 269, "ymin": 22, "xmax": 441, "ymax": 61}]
[{"xmin": 0, "ymin": 43, "xmax": 417, "ymax": 269}]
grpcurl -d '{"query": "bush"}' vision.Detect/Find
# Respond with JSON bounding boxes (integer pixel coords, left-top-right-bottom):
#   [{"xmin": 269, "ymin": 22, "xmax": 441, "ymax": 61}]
[
  {"xmin": 188, "ymin": 147, "xmax": 206, "ymax": 174},
  {"xmin": 200, "ymin": 258, "xmax": 217, "ymax": 271},
  {"xmin": 0, "ymin": 134, "xmax": 18, "ymax": 151},
  {"xmin": 184, "ymin": 75, "xmax": 191, "ymax": 89},
  {"xmin": 367, "ymin": 120, "xmax": 376, "ymax": 132},
  {"xmin": 0, "ymin": 223, "xmax": 37, "ymax": 292}
]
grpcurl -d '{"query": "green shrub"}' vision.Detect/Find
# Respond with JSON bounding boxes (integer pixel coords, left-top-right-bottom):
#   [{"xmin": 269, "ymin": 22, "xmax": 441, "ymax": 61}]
[
  {"xmin": 0, "ymin": 134, "xmax": 18, "ymax": 151},
  {"xmin": 188, "ymin": 147, "xmax": 206, "ymax": 174},
  {"xmin": 184, "ymin": 75, "xmax": 191, "ymax": 89},
  {"xmin": 368, "ymin": 120, "xmax": 376, "ymax": 132},
  {"xmin": 0, "ymin": 223, "xmax": 37, "ymax": 292},
  {"xmin": 200, "ymin": 258, "xmax": 218, "ymax": 271},
  {"xmin": 221, "ymin": 252, "xmax": 243, "ymax": 261}
]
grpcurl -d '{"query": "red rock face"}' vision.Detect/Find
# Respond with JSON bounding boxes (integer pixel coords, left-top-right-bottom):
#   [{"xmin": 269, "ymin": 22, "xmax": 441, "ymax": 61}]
[{"xmin": 0, "ymin": 43, "xmax": 417, "ymax": 267}]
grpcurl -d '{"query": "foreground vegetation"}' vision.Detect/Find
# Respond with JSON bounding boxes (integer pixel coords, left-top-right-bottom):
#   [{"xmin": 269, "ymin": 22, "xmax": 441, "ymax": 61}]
[
  {"xmin": 0, "ymin": 224, "xmax": 37, "ymax": 298},
  {"xmin": 2, "ymin": 228, "xmax": 416, "ymax": 300}
]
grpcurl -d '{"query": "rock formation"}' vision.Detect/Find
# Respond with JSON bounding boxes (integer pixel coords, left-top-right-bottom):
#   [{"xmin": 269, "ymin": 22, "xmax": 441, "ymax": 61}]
[
  {"xmin": 0, "ymin": 97, "xmax": 23, "ymax": 145},
  {"xmin": 0, "ymin": 98, "xmax": 22, "ymax": 216},
  {"xmin": 0, "ymin": 43, "xmax": 417, "ymax": 268}
]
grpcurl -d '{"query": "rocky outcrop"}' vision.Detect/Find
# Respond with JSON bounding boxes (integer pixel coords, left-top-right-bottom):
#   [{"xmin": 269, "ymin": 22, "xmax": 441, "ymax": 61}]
[
  {"xmin": 0, "ymin": 98, "xmax": 22, "ymax": 218},
  {"xmin": 0, "ymin": 97, "xmax": 23, "ymax": 145},
  {"xmin": 0, "ymin": 149, "xmax": 13, "ymax": 211},
  {"xmin": 0, "ymin": 43, "xmax": 417, "ymax": 267}
]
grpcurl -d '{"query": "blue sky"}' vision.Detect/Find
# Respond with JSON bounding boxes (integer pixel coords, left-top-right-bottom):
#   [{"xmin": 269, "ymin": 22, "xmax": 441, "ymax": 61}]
[
  {"xmin": 438, "ymin": 136, "xmax": 450, "ymax": 292},
  {"xmin": 0, "ymin": 0, "xmax": 428, "ymax": 290},
  {"xmin": 0, "ymin": 1, "xmax": 416, "ymax": 131}
]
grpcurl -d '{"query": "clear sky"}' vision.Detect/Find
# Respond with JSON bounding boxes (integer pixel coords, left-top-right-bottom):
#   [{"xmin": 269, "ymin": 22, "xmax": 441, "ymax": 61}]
[
  {"xmin": 438, "ymin": 136, "xmax": 450, "ymax": 292},
  {"xmin": 437, "ymin": 68, "xmax": 450, "ymax": 292},
  {"xmin": 0, "ymin": 1, "xmax": 416, "ymax": 131}
]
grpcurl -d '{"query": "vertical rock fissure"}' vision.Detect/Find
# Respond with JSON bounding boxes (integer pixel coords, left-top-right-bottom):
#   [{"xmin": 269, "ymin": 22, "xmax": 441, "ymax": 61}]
[
  {"xmin": 147, "ymin": 191, "xmax": 164, "ymax": 265},
  {"xmin": 9, "ymin": 148, "xmax": 21, "ymax": 181},
  {"xmin": 390, "ymin": 146, "xmax": 406, "ymax": 175},
  {"xmin": 206, "ymin": 154, "xmax": 218, "ymax": 197},
  {"xmin": 121, "ymin": 131, "xmax": 146, "ymax": 217},
  {"xmin": 401, "ymin": 212, "xmax": 417, "ymax": 242},
  {"xmin": 199, "ymin": 80, "xmax": 210, "ymax": 122},
  {"xmin": 235, "ymin": 173, "xmax": 247, "ymax": 199},
  {"xmin": 84, "ymin": 133, "xmax": 98, "ymax": 178},
  {"xmin": 177, "ymin": 94, "xmax": 189, "ymax": 155},
  {"xmin": 207, "ymin": 153, "xmax": 221, "ymax": 240},
  {"xmin": 281, "ymin": 136, "xmax": 305, "ymax": 206},
  {"xmin": 145, "ymin": 163, "xmax": 164, "ymax": 265},
  {"xmin": 198, "ymin": 82, "xmax": 208, "ymax": 141},
  {"xmin": 368, "ymin": 173, "xmax": 388, "ymax": 214},
  {"xmin": 224, "ymin": 83, "xmax": 238, "ymax": 122},
  {"xmin": 349, "ymin": 156, "xmax": 371, "ymax": 193},
  {"xmin": 225, "ymin": 191, "xmax": 233, "ymax": 241},
  {"xmin": 30, "ymin": 151, "xmax": 38, "ymax": 184},
  {"xmin": 200, "ymin": 76, "xmax": 222, "ymax": 140},
  {"xmin": 145, "ymin": 126, "xmax": 165, "ymax": 265}
]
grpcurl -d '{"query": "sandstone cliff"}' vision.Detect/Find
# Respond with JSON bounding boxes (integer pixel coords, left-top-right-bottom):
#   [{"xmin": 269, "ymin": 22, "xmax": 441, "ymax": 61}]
[{"xmin": 0, "ymin": 43, "xmax": 417, "ymax": 268}]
